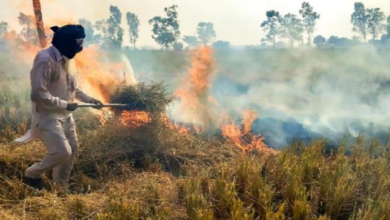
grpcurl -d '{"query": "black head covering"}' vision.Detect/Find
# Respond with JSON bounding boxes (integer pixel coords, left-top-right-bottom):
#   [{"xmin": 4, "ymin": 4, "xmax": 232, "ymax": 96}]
[{"xmin": 51, "ymin": 24, "xmax": 85, "ymax": 59}]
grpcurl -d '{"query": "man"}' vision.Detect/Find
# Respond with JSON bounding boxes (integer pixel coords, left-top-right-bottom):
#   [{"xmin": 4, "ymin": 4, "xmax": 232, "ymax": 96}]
[{"xmin": 18, "ymin": 24, "xmax": 103, "ymax": 190}]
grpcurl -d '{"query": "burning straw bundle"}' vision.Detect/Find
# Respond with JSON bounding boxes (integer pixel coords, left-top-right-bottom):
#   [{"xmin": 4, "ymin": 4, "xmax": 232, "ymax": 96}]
[{"xmin": 110, "ymin": 82, "xmax": 173, "ymax": 114}]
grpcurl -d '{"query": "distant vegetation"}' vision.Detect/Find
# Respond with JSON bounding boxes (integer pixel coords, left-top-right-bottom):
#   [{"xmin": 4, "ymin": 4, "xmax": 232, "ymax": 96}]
[{"xmin": 1, "ymin": 2, "xmax": 389, "ymax": 50}]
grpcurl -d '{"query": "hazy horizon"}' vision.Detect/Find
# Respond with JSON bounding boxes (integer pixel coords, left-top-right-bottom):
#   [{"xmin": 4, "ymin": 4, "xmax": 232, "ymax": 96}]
[{"xmin": 1, "ymin": 0, "xmax": 389, "ymax": 47}]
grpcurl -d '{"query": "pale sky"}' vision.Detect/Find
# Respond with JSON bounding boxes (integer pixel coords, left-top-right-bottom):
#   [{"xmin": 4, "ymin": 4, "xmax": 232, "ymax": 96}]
[{"xmin": 1, "ymin": 0, "xmax": 389, "ymax": 47}]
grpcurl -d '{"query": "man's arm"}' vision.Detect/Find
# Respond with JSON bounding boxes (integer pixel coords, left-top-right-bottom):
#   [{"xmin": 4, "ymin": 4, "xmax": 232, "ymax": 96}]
[
  {"xmin": 30, "ymin": 58, "xmax": 68, "ymax": 109},
  {"xmin": 74, "ymin": 82, "xmax": 103, "ymax": 109},
  {"xmin": 75, "ymin": 87, "xmax": 93, "ymax": 103}
]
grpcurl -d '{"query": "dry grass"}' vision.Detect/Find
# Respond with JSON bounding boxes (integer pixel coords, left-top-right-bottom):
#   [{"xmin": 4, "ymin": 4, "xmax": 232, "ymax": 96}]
[
  {"xmin": 110, "ymin": 82, "xmax": 173, "ymax": 115},
  {"xmin": 0, "ymin": 108, "xmax": 240, "ymax": 219},
  {"xmin": 2, "ymin": 114, "xmax": 390, "ymax": 219}
]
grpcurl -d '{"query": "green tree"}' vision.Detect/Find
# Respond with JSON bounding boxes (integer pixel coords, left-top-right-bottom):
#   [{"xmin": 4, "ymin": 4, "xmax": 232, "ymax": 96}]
[
  {"xmin": 366, "ymin": 8, "xmax": 385, "ymax": 40},
  {"xmin": 280, "ymin": 13, "xmax": 304, "ymax": 48},
  {"xmin": 79, "ymin": 18, "xmax": 96, "ymax": 46},
  {"xmin": 196, "ymin": 22, "xmax": 216, "ymax": 45},
  {"xmin": 126, "ymin": 12, "xmax": 140, "ymax": 49},
  {"xmin": 17, "ymin": 13, "xmax": 38, "ymax": 45},
  {"xmin": 0, "ymin": 21, "xmax": 7, "ymax": 47},
  {"xmin": 212, "ymin": 40, "xmax": 230, "ymax": 50},
  {"xmin": 351, "ymin": 2, "xmax": 368, "ymax": 42},
  {"xmin": 381, "ymin": 16, "xmax": 390, "ymax": 46},
  {"xmin": 313, "ymin": 35, "xmax": 326, "ymax": 48},
  {"xmin": 172, "ymin": 41, "xmax": 183, "ymax": 50},
  {"xmin": 387, "ymin": 16, "xmax": 390, "ymax": 35},
  {"xmin": 93, "ymin": 19, "xmax": 108, "ymax": 46},
  {"xmin": 183, "ymin": 35, "xmax": 199, "ymax": 48},
  {"xmin": 0, "ymin": 21, "xmax": 8, "ymax": 37},
  {"xmin": 107, "ymin": 5, "xmax": 124, "ymax": 49},
  {"xmin": 299, "ymin": 2, "xmax": 320, "ymax": 46},
  {"xmin": 260, "ymin": 10, "xmax": 281, "ymax": 48},
  {"xmin": 149, "ymin": 5, "xmax": 180, "ymax": 49}
]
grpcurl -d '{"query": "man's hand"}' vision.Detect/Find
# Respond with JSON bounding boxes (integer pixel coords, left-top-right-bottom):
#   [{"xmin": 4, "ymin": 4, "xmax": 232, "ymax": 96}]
[
  {"xmin": 91, "ymin": 98, "xmax": 103, "ymax": 110},
  {"xmin": 66, "ymin": 103, "xmax": 78, "ymax": 111}
]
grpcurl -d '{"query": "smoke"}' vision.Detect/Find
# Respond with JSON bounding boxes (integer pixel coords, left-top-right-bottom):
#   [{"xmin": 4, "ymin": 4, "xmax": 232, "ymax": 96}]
[
  {"xmin": 203, "ymin": 46, "xmax": 390, "ymax": 147},
  {"xmin": 139, "ymin": 45, "xmax": 388, "ymax": 148},
  {"xmin": 73, "ymin": 47, "xmax": 137, "ymax": 103}
]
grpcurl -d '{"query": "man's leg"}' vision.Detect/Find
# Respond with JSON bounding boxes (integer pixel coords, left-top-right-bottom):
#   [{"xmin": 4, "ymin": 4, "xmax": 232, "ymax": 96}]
[
  {"xmin": 52, "ymin": 116, "xmax": 79, "ymax": 186},
  {"xmin": 25, "ymin": 119, "xmax": 72, "ymax": 180}
]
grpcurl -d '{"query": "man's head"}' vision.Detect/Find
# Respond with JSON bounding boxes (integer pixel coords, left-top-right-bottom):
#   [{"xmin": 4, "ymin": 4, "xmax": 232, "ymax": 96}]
[{"xmin": 51, "ymin": 24, "xmax": 85, "ymax": 59}]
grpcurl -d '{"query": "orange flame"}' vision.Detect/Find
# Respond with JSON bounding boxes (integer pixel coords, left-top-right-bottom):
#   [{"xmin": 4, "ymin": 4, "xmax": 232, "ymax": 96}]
[
  {"xmin": 74, "ymin": 46, "xmax": 122, "ymax": 103},
  {"xmin": 242, "ymin": 110, "xmax": 257, "ymax": 134},
  {"xmin": 221, "ymin": 111, "xmax": 277, "ymax": 154},
  {"xmin": 175, "ymin": 46, "xmax": 216, "ymax": 129},
  {"xmin": 173, "ymin": 47, "xmax": 275, "ymax": 154},
  {"xmin": 176, "ymin": 124, "xmax": 190, "ymax": 135},
  {"xmin": 120, "ymin": 111, "xmax": 151, "ymax": 127}
]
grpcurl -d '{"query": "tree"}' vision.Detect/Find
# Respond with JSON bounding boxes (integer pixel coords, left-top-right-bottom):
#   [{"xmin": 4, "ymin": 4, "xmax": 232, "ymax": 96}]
[
  {"xmin": 299, "ymin": 2, "xmax": 320, "ymax": 46},
  {"xmin": 126, "ymin": 12, "xmax": 140, "ymax": 48},
  {"xmin": 93, "ymin": 19, "xmax": 108, "ymax": 46},
  {"xmin": 327, "ymin": 36, "xmax": 355, "ymax": 47},
  {"xmin": 366, "ymin": 8, "xmax": 385, "ymax": 40},
  {"xmin": 260, "ymin": 10, "xmax": 281, "ymax": 48},
  {"xmin": 381, "ymin": 16, "xmax": 390, "ymax": 46},
  {"xmin": 276, "ymin": 41, "xmax": 287, "ymax": 48},
  {"xmin": 351, "ymin": 2, "xmax": 368, "ymax": 42},
  {"xmin": 107, "ymin": 5, "xmax": 124, "ymax": 49},
  {"xmin": 212, "ymin": 40, "xmax": 230, "ymax": 50},
  {"xmin": 17, "ymin": 13, "xmax": 38, "ymax": 44},
  {"xmin": 0, "ymin": 21, "xmax": 7, "ymax": 47},
  {"xmin": 387, "ymin": 16, "xmax": 390, "ymax": 35},
  {"xmin": 352, "ymin": 35, "xmax": 361, "ymax": 43},
  {"xmin": 183, "ymin": 35, "xmax": 199, "ymax": 48},
  {"xmin": 0, "ymin": 21, "xmax": 8, "ymax": 37},
  {"xmin": 149, "ymin": 5, "xmax": 180, "ymax": 49},
  {"xmin": 279, "ymin": 13, "xmax": 304, "ymax": 47},
  {"xmin": 313, "ymin": 35, "xmax": 326, "ymax": 48},
  {"xmin": 172, "ymin": 42, "xmax": 183, "ymax": 50},
  {"xmin": 196, "ymin": 22, "xmax": 216, "ymax": 45},
  {"xmin": 79, "ymin": 18, "xmax": 96, "ymax": 46}
]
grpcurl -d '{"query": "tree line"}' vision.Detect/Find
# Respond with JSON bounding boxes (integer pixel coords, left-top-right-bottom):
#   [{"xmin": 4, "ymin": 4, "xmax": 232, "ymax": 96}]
[
  {"xmin": 0, "ymin": 2, "xmax": 389, "ymax": 50},
  {"xmin": 261, "ymin": 2, "xmax": 390, "ymax": 48}
]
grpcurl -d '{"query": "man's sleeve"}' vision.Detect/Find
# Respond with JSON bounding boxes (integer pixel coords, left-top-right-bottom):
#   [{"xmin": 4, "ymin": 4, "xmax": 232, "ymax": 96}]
[
  {"xmin": 30, "ymin": 58, "xmax": 68, "ymax": 109},
  {"xmin": 75, "ymin": 87, "xmax": 94, "ymax": 103}
]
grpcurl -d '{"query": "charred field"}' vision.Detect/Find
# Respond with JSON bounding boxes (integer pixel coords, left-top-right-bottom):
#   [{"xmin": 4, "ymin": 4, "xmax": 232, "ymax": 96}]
[{"xmin": 1, "ymin": 47, "xmax": 390, "ymax": 220}]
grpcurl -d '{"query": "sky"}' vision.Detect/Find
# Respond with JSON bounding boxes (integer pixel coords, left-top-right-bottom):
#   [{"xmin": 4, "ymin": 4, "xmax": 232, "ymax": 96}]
[{"xmin": 1, "ymin": 0, "xmax": 389, "ymax": 47}]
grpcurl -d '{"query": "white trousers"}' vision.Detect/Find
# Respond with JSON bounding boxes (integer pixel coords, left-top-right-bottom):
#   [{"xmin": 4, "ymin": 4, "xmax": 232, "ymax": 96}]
[{"xmin": 25, "ymin": 116, "xmax": 79, "ymax": 186}]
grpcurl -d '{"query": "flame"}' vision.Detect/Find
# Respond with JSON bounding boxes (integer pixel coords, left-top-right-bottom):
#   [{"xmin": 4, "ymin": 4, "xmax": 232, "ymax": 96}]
[
  {"xmin": 159, "ymin": 115, "xmax": 205, "ymax": 136},
  {"xmin": 221, "ymin": 123, "xmax": 245, "ymax": 150},
  {"xmin": 173, "ymin": 47, "xmax": 275, "ymax": 154},
  {"xmin": 221, "ymin": 123, "xmax": 277, "ymax": 154},
  {"xmin": 74, "ymin": 46, "xmax": 122, "ymax": 103},
  {"xmin": 176, "ymin": 124, "xmax": 190, "ymax": 135},
  {"xmin": 242, "ymin": 110, "xmax": 257, "ymax": 134},
  {"xmin": 72, "ymin": 46, "xmax": 138, "ymax": 126},
  {"xmin": 120, "ymin": 111, "xmax": 151, "ymax": 127},
  {"xmin": 175, "ymin": 46, "xmax": 216, "ymax": 129},
  {"xmin": 221, "ymin": 111, "xmax": 278, "ymax": 154}
]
